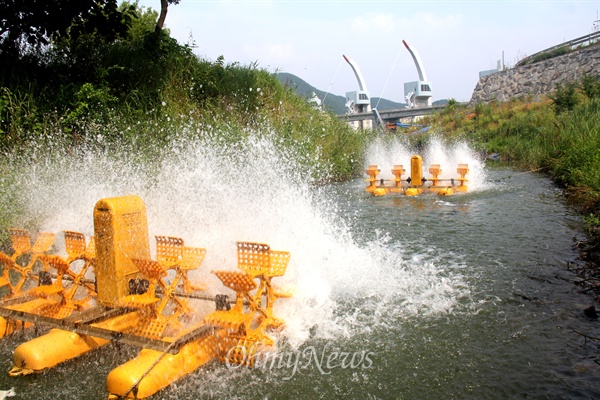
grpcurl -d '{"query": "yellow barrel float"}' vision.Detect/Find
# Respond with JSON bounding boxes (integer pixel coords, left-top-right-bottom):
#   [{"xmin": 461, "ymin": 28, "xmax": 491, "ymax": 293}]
[
  {"xmin": 11, "ymin": 329, "xmax": 106, "ymax": 376},
  {"xmin": 9, "ymin": 310, "xmax": 146, "ymax": 376},
  {"xmin": 106, "ymin": 331, "xmax": 220, "ymax": 399}
]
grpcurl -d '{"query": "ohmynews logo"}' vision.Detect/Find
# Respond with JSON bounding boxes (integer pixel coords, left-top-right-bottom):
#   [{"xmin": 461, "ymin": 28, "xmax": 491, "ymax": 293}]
[{"xmin": 225, "ymin": 342, "xmax": 374, "ymax": 380}]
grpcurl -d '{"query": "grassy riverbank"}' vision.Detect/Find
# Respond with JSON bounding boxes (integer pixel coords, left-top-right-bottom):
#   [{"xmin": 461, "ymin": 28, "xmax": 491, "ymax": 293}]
[
  {"xmin": 417, "ymin": 79, "xmax": 600, "ymax": 270},
  {"xmin": 0, "ymin": 3, "xmax": 375, "ymax": 241},
  {"xmin": 0, "ymin": 33, "xmax": 366, "ymax": 184}
]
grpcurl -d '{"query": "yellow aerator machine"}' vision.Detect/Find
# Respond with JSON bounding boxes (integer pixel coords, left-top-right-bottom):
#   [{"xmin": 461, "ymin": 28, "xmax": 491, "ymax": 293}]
[
  {"xmin": 0, "ymin": 195, "xmax": 292, "ymax": 399},
  {"xmin": 366, "ymin": 155, "xmax": 469, "ymax": 196}
]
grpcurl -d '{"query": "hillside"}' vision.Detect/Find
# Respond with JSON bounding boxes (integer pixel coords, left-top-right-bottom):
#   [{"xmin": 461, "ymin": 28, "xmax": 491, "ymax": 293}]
[{"xmin": 276, "ymin": 72, "xmax": 406, "ymax": 115}]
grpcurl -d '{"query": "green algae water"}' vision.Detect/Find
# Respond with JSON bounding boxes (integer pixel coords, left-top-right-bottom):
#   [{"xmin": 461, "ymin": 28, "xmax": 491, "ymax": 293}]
[{"xmin": 0, "ymin": 133, "xmax": 597, "ymax": 399}]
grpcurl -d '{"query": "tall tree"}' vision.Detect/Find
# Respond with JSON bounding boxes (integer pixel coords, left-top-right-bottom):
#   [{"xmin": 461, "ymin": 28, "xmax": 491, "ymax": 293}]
[{"xmin": 155, "ymin": 0, "xmax": 180, "ymax": 35}]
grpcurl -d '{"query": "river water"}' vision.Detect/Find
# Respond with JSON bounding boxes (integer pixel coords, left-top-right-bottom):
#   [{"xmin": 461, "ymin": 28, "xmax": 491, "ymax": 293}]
[{"xmin": 0, "ymin": 136, "xmax": 598, "ymax": 399}]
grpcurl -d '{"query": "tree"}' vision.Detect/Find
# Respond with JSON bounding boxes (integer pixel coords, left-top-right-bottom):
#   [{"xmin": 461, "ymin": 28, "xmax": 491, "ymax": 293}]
[
  {"xmin": 0, "ymin": 0, "xmax": 132, "ymax": 55},
  {"xmin": 155, "ymin": 0, "xmax": 180, "ymax": 35},
  {"xmin": 123, "ymin": 2, "xmax": 159, "ymax": 42}
]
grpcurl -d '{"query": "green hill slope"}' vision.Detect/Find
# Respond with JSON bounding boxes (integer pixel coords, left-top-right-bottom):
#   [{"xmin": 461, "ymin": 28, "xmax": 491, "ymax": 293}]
[{"xmin": 276, "ymin": 72, "xmax": 407, "ymax": 115}]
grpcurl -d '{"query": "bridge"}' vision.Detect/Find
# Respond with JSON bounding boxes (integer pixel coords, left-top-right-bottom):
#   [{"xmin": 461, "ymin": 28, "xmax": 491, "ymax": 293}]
[{"xmin": 338, "ymin": 104, "xmax": 447, "ymax": 124}]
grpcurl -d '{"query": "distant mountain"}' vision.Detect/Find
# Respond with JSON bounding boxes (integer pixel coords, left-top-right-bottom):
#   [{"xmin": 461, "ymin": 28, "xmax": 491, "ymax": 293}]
[{"xmin": 276, "ymin": 72, "xmax": 407, "ymax": 115}]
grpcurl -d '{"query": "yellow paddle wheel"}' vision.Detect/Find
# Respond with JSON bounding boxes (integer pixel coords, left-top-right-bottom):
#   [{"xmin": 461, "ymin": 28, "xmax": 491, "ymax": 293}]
[
  {"xmin": 0, "ymin": 195, "xmax": 292, "ymax": 399},
  {"xmin": 366, "ymin": 155, "xmax": 469, "ymax": 196}
]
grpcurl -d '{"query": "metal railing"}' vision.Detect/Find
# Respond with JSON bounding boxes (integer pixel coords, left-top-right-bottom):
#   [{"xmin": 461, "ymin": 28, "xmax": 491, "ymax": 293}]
[{"xmin": 516, "ymin": 31, "xmax": 600, "ymax": 67}]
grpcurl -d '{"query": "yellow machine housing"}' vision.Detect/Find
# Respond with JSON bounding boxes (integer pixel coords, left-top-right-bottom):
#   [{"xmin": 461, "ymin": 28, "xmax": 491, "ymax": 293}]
[
  {"xmin": 93, "ymin": 195, "xmax": 150, "ymax": 307},
  {"xmin": 410, "ymin": 155, "xmax": 423, "ymax": 186}
]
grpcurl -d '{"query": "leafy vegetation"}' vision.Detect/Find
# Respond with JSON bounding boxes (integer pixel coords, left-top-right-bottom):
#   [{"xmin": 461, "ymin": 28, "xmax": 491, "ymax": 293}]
[
  {"xmin": 416, "ymin": 75, "xmax": 600, "ymax": 264},
  {"xmin": 519, "ymin": 45, "xmax": 572, "ymax": 66},
  {"xmin": 0, "ymin": 1, "xmax": 367, "ymax": 172},
  {"xmin": 0, "ymin": 1, "xmax": 373, "ymax": 241},
  {"xmin": 0, "ymin": 0, "xmax": 132, "ymax": 53}
]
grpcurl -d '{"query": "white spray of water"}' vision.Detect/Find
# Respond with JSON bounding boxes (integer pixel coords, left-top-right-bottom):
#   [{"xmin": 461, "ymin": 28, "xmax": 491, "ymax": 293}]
[{"xmin": 9, "ymin": 127, "xmax": 470, "ymax": 348}]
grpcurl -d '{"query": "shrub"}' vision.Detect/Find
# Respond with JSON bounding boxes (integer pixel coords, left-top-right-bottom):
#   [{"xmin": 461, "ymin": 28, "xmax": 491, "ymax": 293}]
[
  {"xmin": 580, "ymin": 74, "xmax": 600, "ymax": 99},
  {"xmin": 548, "ymin": 82, "xmax": 579, "ymax": 114}
]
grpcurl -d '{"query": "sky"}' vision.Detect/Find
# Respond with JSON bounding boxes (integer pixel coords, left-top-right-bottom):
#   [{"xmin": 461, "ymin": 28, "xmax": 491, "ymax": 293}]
[{"xmin": 135, "ymin": 0, "xmax": 600, "ymax": 103}]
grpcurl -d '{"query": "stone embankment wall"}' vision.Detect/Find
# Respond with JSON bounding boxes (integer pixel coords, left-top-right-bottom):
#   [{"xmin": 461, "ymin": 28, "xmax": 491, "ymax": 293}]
[{"xmin": 470, "ymin": 44, "xmax": 600, "ymax": 104}]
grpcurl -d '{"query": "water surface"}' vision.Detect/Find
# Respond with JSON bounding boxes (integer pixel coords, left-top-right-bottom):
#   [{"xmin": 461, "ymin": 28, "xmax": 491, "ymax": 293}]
[{"xmin": 0, "ymin": 138, "xmax": 598, "ymax": 399}]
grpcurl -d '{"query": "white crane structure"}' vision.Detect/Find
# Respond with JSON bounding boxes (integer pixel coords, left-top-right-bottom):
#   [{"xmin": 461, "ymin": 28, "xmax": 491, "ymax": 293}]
[
  {"xmin": 343, "ymin": 54, "xmax": 372, "ymax": 129},
  {"xmin": 402, "ymin": 40, "xmax": 432, "ymax": 108}
]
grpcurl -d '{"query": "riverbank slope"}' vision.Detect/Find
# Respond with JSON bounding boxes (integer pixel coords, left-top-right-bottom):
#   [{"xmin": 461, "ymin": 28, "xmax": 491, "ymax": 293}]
[
  {"xmin": 418, "ymin": 82, "xmax": 600, "ymax": 286},
  {"xmin": 0, "ymin": 3, "xmax": 376, "ymax": 243}
]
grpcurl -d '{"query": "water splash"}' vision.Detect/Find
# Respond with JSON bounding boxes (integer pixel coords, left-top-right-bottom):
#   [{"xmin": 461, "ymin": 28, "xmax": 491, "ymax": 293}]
[
  {"xmin": 364, "ymin": 135, "xmax": 488, "ymax": 191},
  {"xmin": 5, "ymin": 125, "xmax": 469, "ymax": 349}
]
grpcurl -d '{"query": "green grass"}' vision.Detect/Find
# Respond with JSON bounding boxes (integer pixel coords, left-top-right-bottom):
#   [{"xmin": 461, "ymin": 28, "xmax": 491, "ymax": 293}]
[{"xmin": 418, "ymin": 77, "xmax": 600, "ymax": 242}]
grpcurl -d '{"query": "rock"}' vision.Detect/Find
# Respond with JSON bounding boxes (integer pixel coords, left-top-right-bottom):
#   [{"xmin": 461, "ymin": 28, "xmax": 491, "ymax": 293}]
[{"xmin": 583, "ymin": 305, "xmax": 598, "ymax": 319}]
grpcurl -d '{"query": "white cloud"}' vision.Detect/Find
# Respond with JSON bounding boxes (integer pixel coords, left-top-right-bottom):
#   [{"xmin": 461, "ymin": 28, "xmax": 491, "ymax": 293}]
[
  {"xmin": 266, "ymin": 43, "xmax": 294, "ymax": 60},
  {"xmin": 417, "ymin": 12, "xmax": 463, "ymax": 29},
  {"xmin": 350, "ymin": 13, "xmax": 397, "ymax": 34},
  {"xmin": 242, "ymin": 42, "xmax": 295, "ymax": 64}
]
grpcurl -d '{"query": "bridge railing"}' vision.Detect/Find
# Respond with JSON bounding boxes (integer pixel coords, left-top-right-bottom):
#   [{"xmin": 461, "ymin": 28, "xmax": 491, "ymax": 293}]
[{"xmin": 338, "ymin": 104, "xmax": 447, "ymax": 123}]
